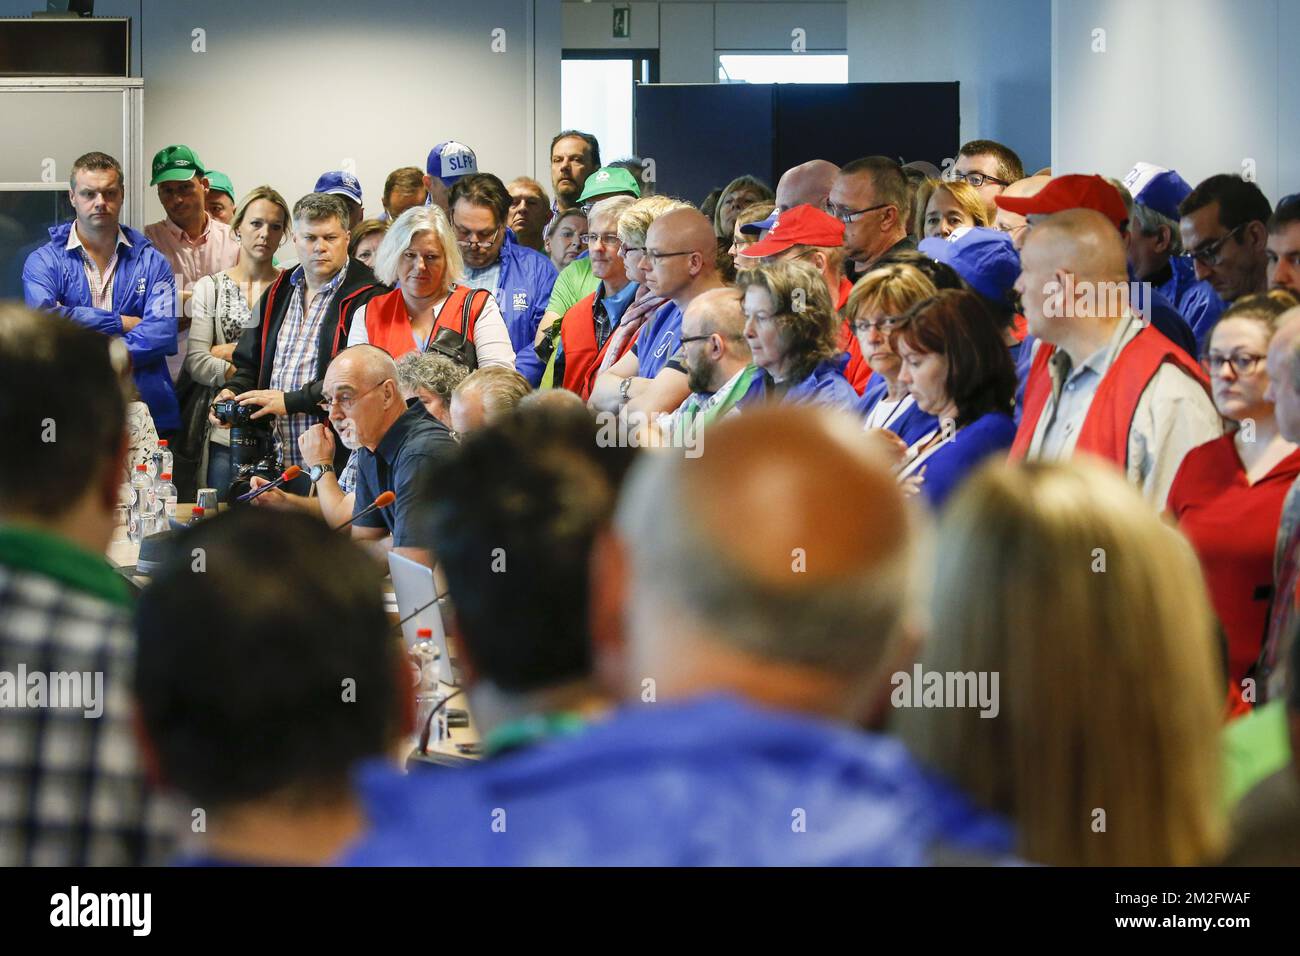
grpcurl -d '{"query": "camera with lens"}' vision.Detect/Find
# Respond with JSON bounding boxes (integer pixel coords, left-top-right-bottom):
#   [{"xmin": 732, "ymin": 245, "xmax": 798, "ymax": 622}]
[{"xmin": 211, "ymin": 398, "xmax": 281, "ymax": 500}]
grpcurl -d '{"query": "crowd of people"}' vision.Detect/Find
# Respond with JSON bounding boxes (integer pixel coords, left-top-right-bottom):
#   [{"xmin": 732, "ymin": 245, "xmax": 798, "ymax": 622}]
[{"xmin": 5, "ymin": 125, "xmax": 1300, "ymax": 867}]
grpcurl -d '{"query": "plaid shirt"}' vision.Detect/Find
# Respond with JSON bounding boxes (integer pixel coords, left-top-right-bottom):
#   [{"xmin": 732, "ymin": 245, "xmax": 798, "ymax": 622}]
[
  {"xmin": 268, "ymin": 263, "xmax": 349, "ymax": 468},
  {"xmin": 0, "ymin": 525, "xmax": 176, "ymax": 865}
]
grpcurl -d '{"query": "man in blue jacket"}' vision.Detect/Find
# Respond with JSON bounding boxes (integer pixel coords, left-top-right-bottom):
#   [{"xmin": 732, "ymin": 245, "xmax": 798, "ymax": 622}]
[
  {"xmin": 448, "ymin": 172, "xmax": 556, "ymax": 384},
  {"xmin": 23, "ymin": 151, "xmax": 179, "ymax": 434},
  {"xmin": 339, "ymin": 406, "xmax": 1014, "ymax": 866}
]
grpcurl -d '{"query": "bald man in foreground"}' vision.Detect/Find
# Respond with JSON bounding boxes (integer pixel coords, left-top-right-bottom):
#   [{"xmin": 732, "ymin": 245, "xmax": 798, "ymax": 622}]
[
  {"xmin": 591, "ymin": 208, "xmax": 725, "ymax": 417},
  {"xmin": 338, "ymin": 406, "xmax": 1015, "ymax": 865},
  {"xmin": 1010, "ymin": 209, "xmax": 1220, "ymax": 508},
  {"xmin": 775, "ymin": 159, "xmax": 840, "ymax": 212}
]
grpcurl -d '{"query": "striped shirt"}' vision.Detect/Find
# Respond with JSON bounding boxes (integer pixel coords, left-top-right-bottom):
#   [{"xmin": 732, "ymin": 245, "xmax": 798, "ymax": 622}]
[
  {"xmin": 65, "ymin": 225, "xmax": 131, "ymax": 311},
  {"xmin": 268, "ymin": 263, "xmax": 349, "ymax": 468}
]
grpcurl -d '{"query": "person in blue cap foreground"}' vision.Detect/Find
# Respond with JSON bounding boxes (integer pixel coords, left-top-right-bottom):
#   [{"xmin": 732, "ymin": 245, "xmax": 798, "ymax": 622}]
[{"xmin": 338, "ymin": 405, "xmax": 1015, "ymax": 866}]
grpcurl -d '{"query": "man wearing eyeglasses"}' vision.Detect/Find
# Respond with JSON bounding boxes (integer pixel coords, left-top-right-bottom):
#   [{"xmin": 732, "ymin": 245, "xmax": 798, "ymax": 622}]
[
  {"xmin": 448, "ymin": 173, "xmax": 557, "ymax": 386},
  {"xmin": 952, "ymin": 140, "xmax": 1025, "ymax": 222},
  {"xmin": 1179, "ymin": 174, "xmax": 1272, "ymax": 305},
  {"xmin": 827, "ymin": 157, "xmax": 915, "ymax": 277}
]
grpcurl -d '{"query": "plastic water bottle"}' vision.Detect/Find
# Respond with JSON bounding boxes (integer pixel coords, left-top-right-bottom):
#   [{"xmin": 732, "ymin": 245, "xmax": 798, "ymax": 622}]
[
  {"xmin": 154, "ymin": 472, "xmax": 178, "ymax": 524},
  {"xmin": 128, "ymin": 464, "xmax": 151, "ymax": 542},
  {"xmin": 156, "ymin": 439, "xmax": 173, "ymax": 480}
]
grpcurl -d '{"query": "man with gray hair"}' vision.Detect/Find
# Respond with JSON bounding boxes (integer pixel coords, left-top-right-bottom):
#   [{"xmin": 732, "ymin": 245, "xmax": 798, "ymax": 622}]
[
  {"xmin": 213, "ymin": 192, "xmax": 384, "ymax": 486},
  {"xmin": 450, "ymin": 365, "xmax": 531, "ymax": 436},
  {"xmin": 336, "ymin": 406, "xmax": 1014, "ymax": 864}
]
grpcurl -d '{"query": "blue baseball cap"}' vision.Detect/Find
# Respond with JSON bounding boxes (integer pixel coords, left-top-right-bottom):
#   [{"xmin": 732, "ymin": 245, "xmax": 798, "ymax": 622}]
[
  {"xmin": 1122, "ymin": 162, "xmax": 1192, "ymax": 222},
  {"xmin": 426, "ymin": 141, "xmax": 477, "ymax": 187},
  {"xmin": 314, "ymin": 171, "xmax": 363, "ymax": 205},
  {"xmin": 740, "ymin": 211, "xmax": 779, "ymax": 236},
  {"xmin": 919, "ymin": 227, "xmax": 1021, "ymax": 305}
]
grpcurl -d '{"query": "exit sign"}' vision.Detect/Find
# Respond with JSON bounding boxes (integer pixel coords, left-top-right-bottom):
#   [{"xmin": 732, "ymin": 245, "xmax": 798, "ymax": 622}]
[{"xmin": 613, "ymin": 6, "xmax": 630, "ymax": 39}]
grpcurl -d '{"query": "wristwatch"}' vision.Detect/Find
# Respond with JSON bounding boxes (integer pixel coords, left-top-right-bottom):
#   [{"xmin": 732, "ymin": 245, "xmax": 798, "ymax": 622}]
[{"xmin": 308, "ymin": 463, "xmax": 335, "ymax": 483}]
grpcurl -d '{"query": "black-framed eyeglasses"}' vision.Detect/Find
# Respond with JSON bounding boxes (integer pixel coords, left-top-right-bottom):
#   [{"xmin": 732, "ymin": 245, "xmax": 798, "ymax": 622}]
[
  {"xmin": 822, "ymin": 199, "xmax": 892, "ymax": 225},
  {"xmin": 644, "ymin": 249, "xmax": 696, "ymax": 265},
  {"xmin": 317, "ymin": 379, "xmax": 388, "ymax": 413},
  {"xmin": 851, "ymin": 315, "xmax": 904, "ymax": 335},
  {"xmin": 1188, "ymin": 223, "xmax": 1246, "ymax": 266},
  {"xmin": 951, "ymin": 171, "xmax": 1010, "ymax": 189},
  {"xmin": 1201, "ymin": 350, "xmax": 1265, "ymax": 376}
]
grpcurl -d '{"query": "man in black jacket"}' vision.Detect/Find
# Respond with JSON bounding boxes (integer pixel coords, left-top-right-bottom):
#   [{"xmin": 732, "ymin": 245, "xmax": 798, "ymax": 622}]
[{"xmin": 211, "ymin": 193, "xmax": 385, "ymax": 486}]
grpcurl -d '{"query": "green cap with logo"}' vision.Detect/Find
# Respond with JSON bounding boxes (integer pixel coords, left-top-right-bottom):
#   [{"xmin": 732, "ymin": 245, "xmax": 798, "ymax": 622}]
[
  {"xmin": 150, "ymin": 144, "xmax": 205, "ymax": 185},
  {"xmin": 576, "ymin": 166, "xmax": 642, "ymax": 204},
  {"xmin": 205, "ymin": 170, "xmax": 235, "ymax": 201}
]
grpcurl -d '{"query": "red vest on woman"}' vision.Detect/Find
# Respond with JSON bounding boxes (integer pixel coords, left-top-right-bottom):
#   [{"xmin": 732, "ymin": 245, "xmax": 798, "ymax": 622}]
[
  {"xmin": 1010, "ymin": 324, "xmax": 1209, "ymax": 464},
  {"xmin": 559, "ymin": 290, "xmax": 637, "ymax": 400},
  {"xmin": 363, "ymin": 285, "xmax": 483, "ymax": 360}
]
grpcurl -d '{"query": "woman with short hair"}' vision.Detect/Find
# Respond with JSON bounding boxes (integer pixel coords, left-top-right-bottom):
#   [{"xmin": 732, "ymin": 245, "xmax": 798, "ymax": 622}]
[
  {"xmin": 889, "ymin": 288, "xmax": 1017, "ymax": 508},
  {"xmin": 913, "ymin": 178, "xmax": 990, "ymax": 239},
  {"xmin": 346, "ymin": 205, "xmax": 515, "ymax": 371}
]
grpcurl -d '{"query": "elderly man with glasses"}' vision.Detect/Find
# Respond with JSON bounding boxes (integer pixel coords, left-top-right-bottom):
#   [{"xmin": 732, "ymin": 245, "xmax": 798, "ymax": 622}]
[
  {"xmin": 250, "ymin": 344, "xmax": 455, "ymax": 567},
  {"xmin": 448, "ymin": 173, "xmax": 558, "ymax": 385},
  {"xmin": 827, "ymin": 157, "xmax": 916, "ymax": 277}
]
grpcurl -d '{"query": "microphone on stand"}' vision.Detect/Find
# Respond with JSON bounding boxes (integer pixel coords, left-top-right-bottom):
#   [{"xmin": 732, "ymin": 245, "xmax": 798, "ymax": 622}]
[{"xmin": 334, "ymin": 490, "xmax": 396, "ymax": 531}]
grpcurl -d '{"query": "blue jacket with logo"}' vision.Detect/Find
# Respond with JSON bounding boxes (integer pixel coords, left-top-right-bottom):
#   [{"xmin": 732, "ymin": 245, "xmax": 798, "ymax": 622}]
[
  {"xmin": 337, "ymin": 695, "xmax": 1015, "ymax": 866},
  {"xmin": 493, "ymin": 230, "xmax": 558, "ymax": 357},
  {"xmin": 23, "ymin": 222, "xmax": 179, "ymax": 432}
]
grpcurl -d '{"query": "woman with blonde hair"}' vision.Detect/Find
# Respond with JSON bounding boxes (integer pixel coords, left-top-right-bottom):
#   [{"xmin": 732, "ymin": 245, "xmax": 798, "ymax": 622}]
[
  {"xmin": 346, "ymin": 205, "xmax": 515, "ymax": 371},
  {"xmin": 894, "ymin": 459, "xmax": 1226, "ymax": 866},
  {"xmin": 913, "ymin": 178, "xmax": 989, "ymax": 240},
  {"xmin": 845, "ymin": 263, "xmax": 939, "ymax": 445}
]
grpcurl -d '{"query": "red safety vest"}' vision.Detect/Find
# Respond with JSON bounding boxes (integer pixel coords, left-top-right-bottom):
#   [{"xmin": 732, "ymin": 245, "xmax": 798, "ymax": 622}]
[
  {"xmin": 1010, "ymin": 324, "xmax": 1209, "ymax": 464},
  {"xmin": 363, "ymin": 285, "xmax": 485, "ymax": 360},
  {"xmin": 836, "ymin": 277, "xmax": 873, "ymax": 396},
  {"xmin": 559, "ymin": 290, "xmax": 635, "ymax": 399}
]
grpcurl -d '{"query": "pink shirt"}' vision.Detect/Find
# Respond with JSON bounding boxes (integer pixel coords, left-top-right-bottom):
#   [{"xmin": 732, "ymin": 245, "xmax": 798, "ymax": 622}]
[
  {"xmin": 66, "ymin": 224, "xmax": 130, "ymax": 312},
  {"xmin": 144, "ymin": 213, "xmax": 240, "ymax": 380}
]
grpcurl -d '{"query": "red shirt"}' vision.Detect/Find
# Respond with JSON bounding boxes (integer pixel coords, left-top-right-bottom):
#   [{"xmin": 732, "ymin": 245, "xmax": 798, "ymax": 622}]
[{"xmin": 1167, "ymin": 435, "xmax": 1300, "ymax": 685}]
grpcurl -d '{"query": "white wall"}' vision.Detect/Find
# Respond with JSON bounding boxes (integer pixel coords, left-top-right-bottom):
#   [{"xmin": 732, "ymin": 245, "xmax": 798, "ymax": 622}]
[
  {"xmin": 846, "ymin": 0, "xmax": 1051, "ymax": 173},
  {"xmin": 0, "ymin": 0, "xmax": 560, "ymax": 225},
  {"xmin": 1052, "ymin": 0, "xmax": 1295, "ymax": 203}
]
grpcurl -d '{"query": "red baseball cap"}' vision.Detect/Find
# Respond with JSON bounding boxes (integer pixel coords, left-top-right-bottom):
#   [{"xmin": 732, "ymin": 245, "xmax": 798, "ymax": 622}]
[
  {"xmin": 993, "ymin": 174, "xmax": 1128, "ymax": 230},
  {"xmin": 742, "ymin": 204, "xmax": 845, "ymax": 258}
]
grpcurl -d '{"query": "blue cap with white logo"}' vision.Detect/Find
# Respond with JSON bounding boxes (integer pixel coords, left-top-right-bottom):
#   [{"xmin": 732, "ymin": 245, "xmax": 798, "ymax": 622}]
[
  {"xmin": 426, "ymin": 141, "xmax": 478, "ymax": 187},
  {"xmin": 314, "ymin": 171, "xmax": 363, "ymax": 205},
  {"xmin": 1122, "ymin": 162, "xmax": 1192, "ymax": 222}
]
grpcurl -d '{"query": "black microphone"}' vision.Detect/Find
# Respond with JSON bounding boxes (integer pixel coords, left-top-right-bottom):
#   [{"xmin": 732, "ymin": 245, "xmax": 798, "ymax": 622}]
[
  {"xmin": 333, "ymin": 490, "xmax": 396, "ymax": 531},
  {"xmin": 237, "ymin": 465, "xmax": 302, "ymax": 502}
]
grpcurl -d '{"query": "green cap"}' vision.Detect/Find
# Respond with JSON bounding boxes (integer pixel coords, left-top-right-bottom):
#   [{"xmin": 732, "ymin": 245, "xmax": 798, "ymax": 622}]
[
  {"xmin": 205, "ymin": 170, "xmax": 235, "ymax": 200},
  {"xmin": 576, "ymin": 166, "xmax": 642, "ymax": 203},
  {"xmin": 150, "ymin": 144, "xmax": 205, "ymax": 185}
]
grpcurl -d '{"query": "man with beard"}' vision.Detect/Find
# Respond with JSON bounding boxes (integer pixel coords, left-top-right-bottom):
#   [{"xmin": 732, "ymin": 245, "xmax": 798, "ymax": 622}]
[
  {"xmin": 550, "ymin": 130, "xmax": 600, "ymax": 215},
  {"xmin": 655, "ymin": 287, "xmax": 757, "ymax": 445}
]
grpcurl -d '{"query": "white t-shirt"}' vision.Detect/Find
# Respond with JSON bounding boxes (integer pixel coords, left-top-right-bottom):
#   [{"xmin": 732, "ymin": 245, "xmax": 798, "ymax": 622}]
[
  {"xmin": 346, "ymin": 288, "xmax": 516, "ymax": 370},
  {"xmin": 864, "ymin": 393, "xmax": 915, "ymax": 431}
]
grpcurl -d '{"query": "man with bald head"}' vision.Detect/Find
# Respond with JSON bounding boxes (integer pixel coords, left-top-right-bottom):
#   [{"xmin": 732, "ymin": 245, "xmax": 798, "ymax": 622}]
[
  {"xmin": 657, "ymin": 287, "xmax": 757, "ymax": 445},
  {"xmin": 1011, "ymin": 209, "xmax": 1220, "ymax": 508},
  {"xmin": 340, "ymin": 406, "xmax": 1013, "ymax": 865},
  {"xmin": 993, "ymin": 174, "xmax": 1050, "ymax": 250},
  {"xmin": 775, "ymin": 159, "xmax": 840, "ymax": 213},
  {"xmin": 325, "ymin": 344, "xmax": 454, "ymax": 565},
  {"xmin": 591, "ymin": 208, "xmax": 724, "ymax": 416}
]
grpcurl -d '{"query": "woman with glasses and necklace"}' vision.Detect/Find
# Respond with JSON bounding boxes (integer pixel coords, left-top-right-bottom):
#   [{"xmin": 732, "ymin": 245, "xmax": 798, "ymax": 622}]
[
  {"xmin": 345, "ymin": 205, "xmax": 515, "ymax": 372},
  {"xmin": 1166, "ymin": 291, "xmax": 1300, "ymax": 700}
]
